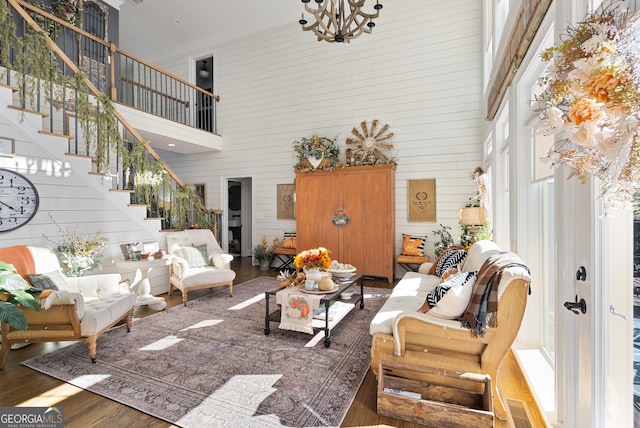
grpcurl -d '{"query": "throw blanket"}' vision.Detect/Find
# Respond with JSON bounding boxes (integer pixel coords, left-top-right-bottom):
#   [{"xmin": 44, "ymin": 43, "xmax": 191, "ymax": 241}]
[
  {"xmin": 276, "ymin": 286, "xmax": 322, "ymax": 334},
  {"xmin": 460, "ymin": 252, "xmax": 530, "ymax": 337},
  {"xmin": 0, "ymin": 245, "xmax": 35, "ymax": 279}
]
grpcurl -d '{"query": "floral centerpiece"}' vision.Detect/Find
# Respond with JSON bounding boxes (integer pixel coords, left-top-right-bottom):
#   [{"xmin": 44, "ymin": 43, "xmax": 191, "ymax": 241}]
[
  {"xmin": 294, "ymin": 247, "xmax": 332, "ymax": 271},
  {"xmin": 536, "ymin": 5, "xmax": 640, "ymax": 210},
  {"xmin": 292, "ymin": 134, "xmax": 341, "ymax": 171},
  {"xmin": 47, "ymin": 222, "xmax": 108, "ymax": 277}
]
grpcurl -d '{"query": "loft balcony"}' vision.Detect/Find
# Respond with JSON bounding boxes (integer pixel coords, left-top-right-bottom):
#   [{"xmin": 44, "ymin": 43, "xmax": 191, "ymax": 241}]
[{"xmin": 4, "ymin": 0, "xmax": 221, "ymax": 155}]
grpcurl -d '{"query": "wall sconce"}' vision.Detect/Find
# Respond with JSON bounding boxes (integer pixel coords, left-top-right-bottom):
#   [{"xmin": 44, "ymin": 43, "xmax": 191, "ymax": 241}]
[{"xmin": 458, "ymin": 207, "xmax": 487, "ymax": 245}]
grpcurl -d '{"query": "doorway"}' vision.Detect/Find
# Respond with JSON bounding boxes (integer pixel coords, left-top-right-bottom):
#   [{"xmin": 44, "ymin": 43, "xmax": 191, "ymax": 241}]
[
  {"xmin": 194, "ymin": 55, "xmax": 214, "ymax": 132},
  {"xmin": 224, "ymin": 177, "xmax": 252, "ymax": 258}
]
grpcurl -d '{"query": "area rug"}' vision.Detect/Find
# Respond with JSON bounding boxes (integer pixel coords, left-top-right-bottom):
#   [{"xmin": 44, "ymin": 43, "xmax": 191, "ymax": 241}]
[{"xmin": 22, "ymin": 276, "xmax": 391, "ymax": 427}]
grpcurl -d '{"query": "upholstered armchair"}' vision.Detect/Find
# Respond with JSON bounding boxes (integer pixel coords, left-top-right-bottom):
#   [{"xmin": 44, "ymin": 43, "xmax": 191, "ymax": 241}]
[
  {"xmin": 0, "ymin": 245, "xmax": 136, "ymax": 369},
  {"xmin": 165, "ymin": 229, "xmax": 236, "ymax": 305}
]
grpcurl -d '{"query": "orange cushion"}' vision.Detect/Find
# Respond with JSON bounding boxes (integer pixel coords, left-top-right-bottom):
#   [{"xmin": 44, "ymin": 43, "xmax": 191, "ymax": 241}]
[{"xmin": 402, "ymin": 234, "xmax": 425, "ymax": 257}]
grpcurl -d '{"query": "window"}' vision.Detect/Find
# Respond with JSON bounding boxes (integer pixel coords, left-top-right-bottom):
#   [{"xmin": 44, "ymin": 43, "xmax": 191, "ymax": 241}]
[{"xmin": 80, "ymin": 0, "xmax": 108, "ymax": 91}]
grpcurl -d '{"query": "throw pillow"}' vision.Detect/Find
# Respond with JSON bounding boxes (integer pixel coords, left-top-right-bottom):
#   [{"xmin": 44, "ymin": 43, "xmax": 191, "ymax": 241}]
[
  {"xmin": 27, "ymin": 270, "xmax": 67, "ymax": 291},
  {"xmin": 401, "ymin": 234, "xmax": 426, "ymax": 257},
  {"xmin": 179, "ymin": 245, "xmax": 208, "ymax": 268},
  {"xmin": 431, "ymin": 249, "xmax": 468, "ymax": 277},
  {"xmin": 426, "ymin": 271, "xmax": 477, "ymax": 319}
]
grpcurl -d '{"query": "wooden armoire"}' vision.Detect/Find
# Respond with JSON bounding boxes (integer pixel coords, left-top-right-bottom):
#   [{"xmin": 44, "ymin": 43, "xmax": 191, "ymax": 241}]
[{"xmin": 295, "ymin": 164, "xmax": 395, "ymax": 283}]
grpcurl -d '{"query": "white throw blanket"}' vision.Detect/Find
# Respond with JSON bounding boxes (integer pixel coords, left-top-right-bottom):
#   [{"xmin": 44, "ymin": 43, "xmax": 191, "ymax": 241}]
[{"xmin": 276, "ymin": 286, "xmax": 322, "ymax": 334}]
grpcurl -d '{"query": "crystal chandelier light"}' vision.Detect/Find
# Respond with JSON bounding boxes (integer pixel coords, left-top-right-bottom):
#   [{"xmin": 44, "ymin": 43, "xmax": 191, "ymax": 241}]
[{"xmin": 299, "ymin": 0, "xmax": 383, "ymax": 43}]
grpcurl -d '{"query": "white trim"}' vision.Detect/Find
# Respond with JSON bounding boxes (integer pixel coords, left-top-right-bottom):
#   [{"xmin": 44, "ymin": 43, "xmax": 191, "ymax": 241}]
[{"xmin": 101, "ymin": 0, "xmax": 125, "ymax": 10}]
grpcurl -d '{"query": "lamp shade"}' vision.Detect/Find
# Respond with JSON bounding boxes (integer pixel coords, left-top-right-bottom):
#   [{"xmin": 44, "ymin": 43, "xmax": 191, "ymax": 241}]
[{"xmin": 458, "ymin": 207, "xmax": 487, "ymax": 226}]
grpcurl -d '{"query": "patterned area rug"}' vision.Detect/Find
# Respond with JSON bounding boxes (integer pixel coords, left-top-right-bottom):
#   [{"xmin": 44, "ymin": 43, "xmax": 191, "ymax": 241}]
[{"xmin": 22, "ymin": 277, "xmax": 391, "ymax": 427}]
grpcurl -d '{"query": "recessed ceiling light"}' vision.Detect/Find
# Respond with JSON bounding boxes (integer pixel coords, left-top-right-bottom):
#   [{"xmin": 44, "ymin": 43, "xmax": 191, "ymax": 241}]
[{"xmin": 168, "ymin": 143, "xmax": 176, "ymax": 147}]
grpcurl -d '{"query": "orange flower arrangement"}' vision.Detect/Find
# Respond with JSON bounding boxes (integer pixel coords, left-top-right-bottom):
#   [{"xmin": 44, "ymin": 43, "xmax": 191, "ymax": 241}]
[{"xmin": 293, "ymin": 247, "xmax": 331, "ymax": 270}]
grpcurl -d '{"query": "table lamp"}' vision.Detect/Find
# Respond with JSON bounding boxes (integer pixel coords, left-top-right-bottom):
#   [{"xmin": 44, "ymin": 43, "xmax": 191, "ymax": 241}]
[{"xmin": 458, "ymin": 207, "xmax": 487, "ymax": 245}]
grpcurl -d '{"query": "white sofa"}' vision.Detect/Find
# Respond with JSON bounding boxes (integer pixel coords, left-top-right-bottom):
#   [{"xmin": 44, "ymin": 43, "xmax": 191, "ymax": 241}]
[
  {"xmin": 165, "ymin": 229, "xmax": 236, "ymax": 304},
  {"xmin": 370, "ymin": 240, "xmax": 531, "ymax": 419},
  {"xmin": 0, "ymin": 245, "xmax": 136, "ymax": 369}
]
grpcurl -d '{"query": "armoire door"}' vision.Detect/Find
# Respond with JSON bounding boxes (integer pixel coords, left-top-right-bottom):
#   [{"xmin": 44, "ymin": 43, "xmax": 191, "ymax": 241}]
[
  {"xmin": 295, "ymin": 172, "xmax": 341, "ymax": 257},
  {"xmin": 296, "ymin": 165, "xmax": 395, "ymax": 283},
  {"xmin": 339, "ymin": 166, "xmax": 394, "ymax": 282}
]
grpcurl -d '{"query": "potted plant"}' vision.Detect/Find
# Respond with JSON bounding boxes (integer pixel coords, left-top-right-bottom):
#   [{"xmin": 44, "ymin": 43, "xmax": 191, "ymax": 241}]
[
  {"xmin": 0, "ymin": 262, "xmax": 41, "ymax": 331},
  {"xmin": 254, "ymin": 235, "xmax": 275, "ymax": 270}
]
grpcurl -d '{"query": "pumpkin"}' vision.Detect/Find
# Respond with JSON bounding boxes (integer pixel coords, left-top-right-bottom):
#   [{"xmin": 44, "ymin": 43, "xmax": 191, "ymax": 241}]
[{"xmin": 318, "ymin": 276, "xmax": 335, "ymax": 291}]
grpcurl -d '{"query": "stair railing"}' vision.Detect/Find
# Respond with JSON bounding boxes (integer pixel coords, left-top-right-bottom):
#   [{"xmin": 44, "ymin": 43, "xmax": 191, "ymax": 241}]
[{"xmin": 2, "ymin": 0, "xmax": 216, "ymax": 231}]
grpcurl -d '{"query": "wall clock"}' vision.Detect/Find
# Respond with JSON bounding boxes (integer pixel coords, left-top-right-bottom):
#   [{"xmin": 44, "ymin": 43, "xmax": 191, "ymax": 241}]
[{"xmin": 0, "ymin": 168, "xmax": 39, "ymax": 232}]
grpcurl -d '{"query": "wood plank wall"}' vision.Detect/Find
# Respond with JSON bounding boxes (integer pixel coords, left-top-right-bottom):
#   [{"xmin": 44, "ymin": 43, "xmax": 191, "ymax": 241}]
[{"xmin": 153, "ymin": 0, "xmax": 484, "ymax": 269}]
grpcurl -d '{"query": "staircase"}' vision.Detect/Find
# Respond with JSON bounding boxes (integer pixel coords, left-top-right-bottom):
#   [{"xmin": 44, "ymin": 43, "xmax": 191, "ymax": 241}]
[
  {"xmin": 0, "ymin": 0, "xmax": 222, "ymax": 237},
  {"xmin": 0, "ymin": 81, "xmax": 162, "ymax": 236}
]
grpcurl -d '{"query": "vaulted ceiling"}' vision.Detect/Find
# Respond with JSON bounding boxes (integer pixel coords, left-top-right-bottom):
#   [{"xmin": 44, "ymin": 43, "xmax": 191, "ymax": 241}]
[{"xmin": 118, "ymin": 0, "xmax": 296, "ymax": 60}]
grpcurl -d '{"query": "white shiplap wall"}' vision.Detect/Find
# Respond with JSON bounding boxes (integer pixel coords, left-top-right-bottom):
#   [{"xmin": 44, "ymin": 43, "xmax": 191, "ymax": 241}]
[{"xmin": 149, "ymin": 0, "xmax": 483, "ymax": 271}]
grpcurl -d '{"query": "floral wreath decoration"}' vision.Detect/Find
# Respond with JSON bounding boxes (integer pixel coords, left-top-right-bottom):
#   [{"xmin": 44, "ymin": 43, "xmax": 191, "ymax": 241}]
[{"xmin": 536, "ymin": 4, "xmax": 640, "ymax": 210}]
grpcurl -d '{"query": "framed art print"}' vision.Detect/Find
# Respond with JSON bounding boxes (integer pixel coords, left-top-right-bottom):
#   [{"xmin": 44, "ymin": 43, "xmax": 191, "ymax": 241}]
[
  {"xmin": 408, "ymin": 179, "xmax": 436, "ymax": 221},
  {"xmin": 277, "ymin": 184, "xmax": 296, "ymax": 219}
]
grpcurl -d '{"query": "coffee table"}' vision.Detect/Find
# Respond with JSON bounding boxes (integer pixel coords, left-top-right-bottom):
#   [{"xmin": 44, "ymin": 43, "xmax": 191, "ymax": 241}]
[{"xmin": 264, "ymin": 273, "xmax": 364, "ymax": 347}]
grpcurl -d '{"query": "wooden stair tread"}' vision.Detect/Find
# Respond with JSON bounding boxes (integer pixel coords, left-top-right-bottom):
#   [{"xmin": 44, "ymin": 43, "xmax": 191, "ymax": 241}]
[
  {"xmin": 38, "ymin": 130, "xmax": 74, "ymax": 140},
  {"xmin": 0, "ymin": 83, "xmax": 19, "ymax": 92},
  {"xmin": 7, "ymin": 105, "xmax": 49, "ymax": 117}
]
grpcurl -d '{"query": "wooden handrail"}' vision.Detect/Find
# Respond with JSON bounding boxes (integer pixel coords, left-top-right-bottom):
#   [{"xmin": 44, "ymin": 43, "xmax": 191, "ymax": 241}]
[
  {"xmin": 115, "ymin": 49, "xmax": 221, "ymax": 101},
  {"xmin": 14, "ymin": 0, "xmax": 220, "ymax": 102},
  {"xmin": 119, "ymin": 77, "xmax": 191, "ymax": 107}
]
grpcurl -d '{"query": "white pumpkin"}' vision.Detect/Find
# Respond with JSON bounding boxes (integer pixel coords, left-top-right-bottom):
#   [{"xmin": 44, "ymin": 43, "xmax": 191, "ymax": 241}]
[{"xmin": 318, "ymin": 276, "xmax": 335, "ymax": 291}]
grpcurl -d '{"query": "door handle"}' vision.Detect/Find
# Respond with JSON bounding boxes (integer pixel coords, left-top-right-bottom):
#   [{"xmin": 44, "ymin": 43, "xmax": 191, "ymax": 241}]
[{"xmin": 564, "ymin": 295, "xmax": 587, "ymax": 315}]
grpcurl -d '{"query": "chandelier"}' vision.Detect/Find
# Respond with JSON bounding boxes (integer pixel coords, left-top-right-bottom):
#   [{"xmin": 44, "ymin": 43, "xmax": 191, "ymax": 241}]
[{"xmin": 299, "ymin": 0, "xmax": 383, "ymax": 43}]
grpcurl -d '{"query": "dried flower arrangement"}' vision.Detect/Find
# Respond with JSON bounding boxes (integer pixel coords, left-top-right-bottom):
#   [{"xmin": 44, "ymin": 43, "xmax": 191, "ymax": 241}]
[{"xmin": 536, "ymin": 4, "xmax": 640, "ymax": 210}]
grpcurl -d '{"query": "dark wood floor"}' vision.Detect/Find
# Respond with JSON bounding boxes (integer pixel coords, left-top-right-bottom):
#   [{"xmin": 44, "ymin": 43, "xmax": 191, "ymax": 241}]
[{"xmin": 0, "ymin": 256, "xmax": 547, "ymax": 427}]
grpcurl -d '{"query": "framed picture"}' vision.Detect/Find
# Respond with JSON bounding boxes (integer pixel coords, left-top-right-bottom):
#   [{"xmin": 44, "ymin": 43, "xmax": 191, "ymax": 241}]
[
  {"xmin": 408, "ymin": 179, "xmax": 436, "ymax": 221},
  {"xmin": 277, "ymin": 184, "xmax": 296, "ymax": 219},
  {"xmin": 0, "ymin": 137, "xmax": 15, "ymax": 157},
  {"xmin": 142, "ymin": 241, "xmax": 160, "ymax": 253}
]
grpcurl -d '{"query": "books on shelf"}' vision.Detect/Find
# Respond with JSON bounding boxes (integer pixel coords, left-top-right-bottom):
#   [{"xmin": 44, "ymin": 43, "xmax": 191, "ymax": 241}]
[{"xmin": 312, "ymin": 301, "xmax": 354, "ymax": 321}]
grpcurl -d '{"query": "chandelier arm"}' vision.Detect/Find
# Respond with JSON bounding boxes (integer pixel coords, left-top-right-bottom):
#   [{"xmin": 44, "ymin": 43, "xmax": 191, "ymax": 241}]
[
  {"xmin": 301, "ymin": 0, "xmax": 382, "ymax": 43},
  {"xmin": 348, "ymin": 0, "xmax": 381, "ymax": 19}
]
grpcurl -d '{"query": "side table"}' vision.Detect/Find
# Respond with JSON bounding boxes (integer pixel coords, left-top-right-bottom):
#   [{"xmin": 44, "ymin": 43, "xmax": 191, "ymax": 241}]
[
  {"xmin": 273, "ymin": 247, "xmax": 296, "ymax": 271},
  {"xmin": 397, "ymin": 255, "xmax": 430, "ymax": 272}
]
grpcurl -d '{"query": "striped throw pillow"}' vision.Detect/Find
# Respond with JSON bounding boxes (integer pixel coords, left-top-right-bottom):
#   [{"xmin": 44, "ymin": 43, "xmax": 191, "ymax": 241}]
[
  {"xmin": 433, "ymin": 249, "xmax": 467, "ymax": 277},
  {"xmin": 426, "ymin": 271, "xmax": 477, "ymax": 319}
]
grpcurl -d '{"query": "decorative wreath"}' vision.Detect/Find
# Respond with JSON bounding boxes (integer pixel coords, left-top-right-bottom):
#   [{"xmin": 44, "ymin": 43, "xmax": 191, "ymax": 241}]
[{"xmin": 536, "ymin": 5, "xmax": 640, "ymax": 210}]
